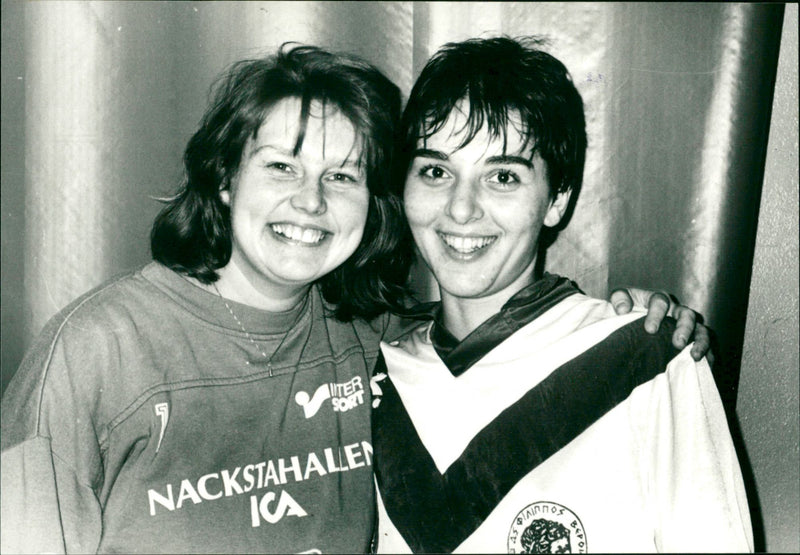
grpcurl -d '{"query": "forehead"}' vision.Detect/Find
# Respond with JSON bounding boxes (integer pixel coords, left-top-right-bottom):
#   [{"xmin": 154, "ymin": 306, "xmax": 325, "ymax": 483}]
[
  {"xmin": 418, "ymin": 101, "xmax": 532, "ymax": 158},
  {"xmin": 253, "ymin": 97, "xmax": 363, "ymax": 161}
]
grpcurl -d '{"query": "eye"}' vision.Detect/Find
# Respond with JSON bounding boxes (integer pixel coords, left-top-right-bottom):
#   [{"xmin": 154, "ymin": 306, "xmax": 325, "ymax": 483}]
[
  {"xmin": 486, "ymin": 169, "xmax": 521, "ymax": 189},
  {"xmin": 418, "ymin": 164, "xmax": 451, "ymax": 182},
  {"xmin": 328, "ymin": 172, "xmax": 356, "ymax": 182},
  {"xmin": 324, "ymin": 171, "xmax": 363, "ymax": 186},
  {"xmin": 263, "ymin": 161, "xmax": 297, "ymax": 177}
]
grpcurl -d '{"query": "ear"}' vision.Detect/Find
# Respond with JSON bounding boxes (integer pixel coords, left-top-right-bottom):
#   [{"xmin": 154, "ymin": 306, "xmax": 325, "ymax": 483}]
[
  {"xmin": 219, "ymin": 187, "xmax": 231, "ymax": 206},
  {"xmin": 543, "ymin": 190, "xmax": 572, "ymax": 228}
]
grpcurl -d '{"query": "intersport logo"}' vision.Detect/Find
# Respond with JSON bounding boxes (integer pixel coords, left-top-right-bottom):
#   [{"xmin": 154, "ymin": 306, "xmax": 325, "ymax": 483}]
[{"xmin": 294, "ymin": 376, "xmax": 365, "ymax": 418}]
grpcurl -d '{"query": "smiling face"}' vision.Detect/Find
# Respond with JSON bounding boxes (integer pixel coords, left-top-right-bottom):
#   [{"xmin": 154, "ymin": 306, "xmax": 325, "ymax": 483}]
[
  {"xmin": 404, "ymin": 102, "xmax": 571, "ymax": 318},
  {"xmin": 216, "ymin": 97, "xmax": 370, "ymax": 308}
]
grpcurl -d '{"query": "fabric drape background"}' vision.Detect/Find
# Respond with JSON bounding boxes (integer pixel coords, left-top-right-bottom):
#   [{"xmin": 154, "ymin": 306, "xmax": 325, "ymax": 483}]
[{"xmin": 2, "ymin": 2, "xmax": 797, "ymax": 551}]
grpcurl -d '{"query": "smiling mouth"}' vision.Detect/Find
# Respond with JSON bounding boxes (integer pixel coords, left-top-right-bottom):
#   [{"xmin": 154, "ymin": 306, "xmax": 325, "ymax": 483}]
[
  {"xmin": 270, "ymin": 224, "xmax": 329, "ymax": 245},
  {"xmin": 438, "ymin": 232, "xmax": 497, "ymax": 255}
]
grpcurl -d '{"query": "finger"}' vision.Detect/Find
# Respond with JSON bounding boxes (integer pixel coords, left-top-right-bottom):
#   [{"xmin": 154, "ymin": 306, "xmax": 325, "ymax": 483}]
[
  {"xmin": 704, "ymin": 347, "xmax": 716, "ymax": 368},
  {"xmin": 609, "ymin": 288, "xmax": 634, "ymax": 315},
  {"xmin": 643, "ymin": 292, "xmax": 670, "ymax": 334},
  {"xmin": 689, "ymin": 323, "xmax": 712, "ymax": 362},
  {"xmin": 671, "ymin": 305, "xmax": 696, "ymax": 349}
]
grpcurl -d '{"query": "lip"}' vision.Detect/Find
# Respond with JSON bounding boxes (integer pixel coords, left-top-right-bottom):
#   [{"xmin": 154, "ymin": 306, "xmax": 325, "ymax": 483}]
[
  {"xmin": 269, "ymin": 222, "xmax": 332, "ymax": 246},
  {"xmin": 436, "ymin": 231, "xmax": 497, "ymax": 260}
]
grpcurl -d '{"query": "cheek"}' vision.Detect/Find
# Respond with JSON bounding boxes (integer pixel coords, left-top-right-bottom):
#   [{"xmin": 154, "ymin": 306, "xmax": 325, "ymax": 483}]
[
  {"xmin": 403, "ymin": 183, "xmax": 436, "ymax": 227},
  {"xmin": 502, "ymin": 207, "xmax": 546, "ymax": 251},
  {"xmin": 230, "ymin": 181, "xmax": 271, "ymax": 217},
  {"xmin": 329, "ymin": 196, "xmax": 370, "ymax": 262},
  {"xmin": 338, "ymin": 192, "xmax": 371, "ymax": 236}
]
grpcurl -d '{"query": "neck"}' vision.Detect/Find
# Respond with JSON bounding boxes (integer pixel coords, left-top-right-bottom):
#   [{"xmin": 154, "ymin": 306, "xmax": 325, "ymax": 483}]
[
  {"xmin": 196, "ymin": 261, "xmax": 311, "ymax": 313},
  {"xmin": 439, "ymin": 261, "xmax": 540, "ymax": 341},
  {"xmin": 440, "ymin": 295, "xmax": 506, "ymax": 341}
]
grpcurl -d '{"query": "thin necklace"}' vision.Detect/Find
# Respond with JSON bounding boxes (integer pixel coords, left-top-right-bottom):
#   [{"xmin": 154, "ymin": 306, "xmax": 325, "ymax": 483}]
[{"xmin": 212, "ymin": 282, "xmax": 306, "ymax": 377}]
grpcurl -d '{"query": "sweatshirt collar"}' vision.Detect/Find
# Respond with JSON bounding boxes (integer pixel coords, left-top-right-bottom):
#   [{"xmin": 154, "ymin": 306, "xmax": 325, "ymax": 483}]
[{"xmin": 143, "ymin": 262, "xmax": 311, "ymax": 335}]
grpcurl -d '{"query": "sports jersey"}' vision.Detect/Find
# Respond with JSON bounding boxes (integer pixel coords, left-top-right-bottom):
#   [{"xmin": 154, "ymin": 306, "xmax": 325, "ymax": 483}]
[
  {"xmin": 1, "ymin": 262, "xmax": 388, "ymax": 554},
  {"xmin": 372, "ymin": 276, "xmax": 752, "ymax": 553}
]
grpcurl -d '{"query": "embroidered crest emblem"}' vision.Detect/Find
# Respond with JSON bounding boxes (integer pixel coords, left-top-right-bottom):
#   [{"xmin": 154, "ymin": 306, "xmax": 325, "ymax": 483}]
[{"xmin": 507, "ymin": 501, "xmax": 586, "ymax": 553}]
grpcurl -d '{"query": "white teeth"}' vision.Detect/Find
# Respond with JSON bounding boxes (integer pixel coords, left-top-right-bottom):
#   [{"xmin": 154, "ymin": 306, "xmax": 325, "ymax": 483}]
[
  {"xmin": 271, "ymin": 224, "xmax": 326, "ymax": 244},
  {"xmin": 439, "ymin": 233, "xmax": 496, "ymax": 253},
  {"xmin": 301, "ymin": 228, "xmax": 318, "ymax": 243}
]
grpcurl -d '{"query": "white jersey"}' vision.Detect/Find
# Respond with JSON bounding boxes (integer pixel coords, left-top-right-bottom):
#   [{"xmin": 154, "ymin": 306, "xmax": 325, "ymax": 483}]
[{"xmin": 372, "ymin": 293, "xmax": 752, "ymax": 553}]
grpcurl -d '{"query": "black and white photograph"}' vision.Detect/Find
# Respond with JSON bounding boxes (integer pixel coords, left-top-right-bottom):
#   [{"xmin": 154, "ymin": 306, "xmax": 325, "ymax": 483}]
[{"xmin": 1, "ymin": 2, "xmax": 797, "ymax": 553}]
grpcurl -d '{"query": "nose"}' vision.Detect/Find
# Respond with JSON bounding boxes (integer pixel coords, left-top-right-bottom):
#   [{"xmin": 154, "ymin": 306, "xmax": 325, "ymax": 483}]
[
  {"xmin": 445, "ymin": 178, "xmax": 483, "ymax": 224},
  {"xmin": 290, "ymin": 177, "xmax": 327, "ymax": 215}
]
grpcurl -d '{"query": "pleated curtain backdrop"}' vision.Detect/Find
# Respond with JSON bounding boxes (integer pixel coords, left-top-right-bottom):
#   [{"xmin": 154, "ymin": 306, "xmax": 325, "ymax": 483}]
[
  {"xmin": 6, "ymin": 1, "xmax": 782, "ymax": 401},
  {"xmin": 0, "ymin": 0, "xmax": 793, "ymax": 550}
]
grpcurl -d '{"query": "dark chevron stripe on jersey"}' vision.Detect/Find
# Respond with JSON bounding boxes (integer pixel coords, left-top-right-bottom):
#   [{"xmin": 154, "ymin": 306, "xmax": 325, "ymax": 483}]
[
  {"xmin": 431, "ymin": 274, "xmax": 581, "ymax": 377},
  {"xmin": 372, "ymin": 318, "xmax": 679, "ymax": 553}
]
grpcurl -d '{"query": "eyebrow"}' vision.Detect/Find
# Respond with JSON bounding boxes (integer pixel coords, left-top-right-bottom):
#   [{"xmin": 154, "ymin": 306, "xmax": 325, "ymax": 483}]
[
  {"xmin": 411, "ymin": 148, "xmax": 448, "ymax": 161},
  {"xmin": 250, "ymin": 144, "xmax": 290, "ymax": 159},
  {"xmin": 412, "ymin": 149, "xmax": 534, "ymax": 169},
  {"xmin": 250, "ymin": 144, "xmax": 362, "ymax": 170},
  {"xmin": 485, "ymin": 155, "xmax": 534, "ymax": 169}
]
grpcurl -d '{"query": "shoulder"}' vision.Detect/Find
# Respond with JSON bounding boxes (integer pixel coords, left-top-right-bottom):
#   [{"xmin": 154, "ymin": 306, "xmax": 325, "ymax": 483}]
[
  {"xmin": 31, "ymin": 265, "xmax": 151, "ymax": 336},
  {"xmin": 315, "ymin": 288, "xmax": 392, "ymax": 354},
  {"xmin": 33, "ymin": 264, "xmax": 172, "ymax": 349},
  {"xmin": 384, "ymin": 310, "xmax": 434, "ymax": 343},
  {"xmin": 566, "ymin": 296, "xmax": 679, "ymax": 378},
  {"xmin": 550, "ymin": 293, "xmax": 677, "ymax": 350},
  {"xmin": 381, "ymin": 319, "xmax": 432, "ymax": 359},
  {"xmin": 1, "ymin": 264, "xmax": 174, "ymax": 446},
  {"xmin": 500, "ymin": 294, "xmax": 680, "ymax": 388},
  {"xmin": 352, "ymin": 310, "xmax": 392, "ymax": 342}
]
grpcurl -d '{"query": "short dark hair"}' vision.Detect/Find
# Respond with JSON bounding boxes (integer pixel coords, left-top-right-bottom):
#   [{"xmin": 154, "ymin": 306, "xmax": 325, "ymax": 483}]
[
  {"xmin": 396, "ymin": 36, "xmax": 587, "ymax": 199},
  {"xmin": 151, "ymin": 43, "xmax": 412, "ymax": 321}
]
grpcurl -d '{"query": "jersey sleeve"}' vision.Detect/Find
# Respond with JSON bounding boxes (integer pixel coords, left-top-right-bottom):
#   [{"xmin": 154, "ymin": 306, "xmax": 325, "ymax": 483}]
[
  {"xmin": 1, "ymin": 311, "xmax": 107, "ymax": 553},
  {"xmin": 1, "ymin": 437, "xmax": 103, "ymax": 554},
  {"xmin": 630, "ymin": 348, "xmax": 754, "ymax": 552}
]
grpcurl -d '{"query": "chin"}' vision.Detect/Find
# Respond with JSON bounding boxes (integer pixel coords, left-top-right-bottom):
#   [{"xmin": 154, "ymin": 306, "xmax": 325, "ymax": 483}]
[
  {"xmin": 437, "ymin": 276, "xmax": 494, "ymax": 299},
  {"xmin": 267, "ymin": 264, "xmax": 324, "ymax": 284}
]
